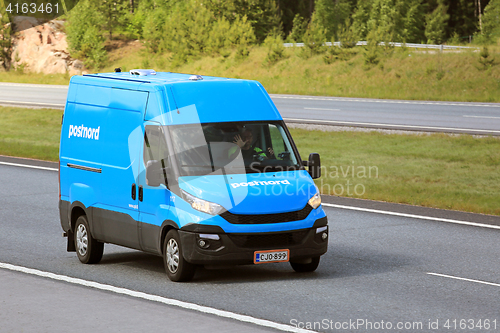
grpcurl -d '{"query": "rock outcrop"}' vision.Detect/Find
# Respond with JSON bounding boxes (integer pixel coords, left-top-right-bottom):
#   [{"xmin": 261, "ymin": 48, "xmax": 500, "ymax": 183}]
[{"xmin": 10, "ymin": 18, "xmax": 84, "ymax": 75}]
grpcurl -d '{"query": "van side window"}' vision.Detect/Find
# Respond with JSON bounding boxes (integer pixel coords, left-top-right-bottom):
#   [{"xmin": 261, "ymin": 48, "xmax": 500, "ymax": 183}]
[
  {"xmin": 268, "ymin": 124, "xmax": 287, "ymax": 159},
  {"xmin": 144, "ymin": 126, "xmax": 169, "ymax": 186}
]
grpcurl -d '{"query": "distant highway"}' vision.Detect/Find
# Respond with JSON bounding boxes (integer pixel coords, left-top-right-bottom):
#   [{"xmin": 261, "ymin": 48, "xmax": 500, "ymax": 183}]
[{"xmin": 1, "ymin": 82, "xmax": 500, "ymax": 135}]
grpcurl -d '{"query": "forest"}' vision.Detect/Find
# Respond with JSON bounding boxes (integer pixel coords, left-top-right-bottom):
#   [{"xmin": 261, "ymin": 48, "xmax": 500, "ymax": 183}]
[{"xmin": 1, "ymin": 0, "xmax": 499, "ymax": 69}]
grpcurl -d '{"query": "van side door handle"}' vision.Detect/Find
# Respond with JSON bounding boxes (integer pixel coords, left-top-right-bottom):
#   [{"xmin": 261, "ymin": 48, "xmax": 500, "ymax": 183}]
[
  {"xmin": 138, "ymin": 186, "xmax": 143, "ymax": 202},
  {"xmin": 131, "ymin": 183, "xmax": 136, "ymax": 200}
]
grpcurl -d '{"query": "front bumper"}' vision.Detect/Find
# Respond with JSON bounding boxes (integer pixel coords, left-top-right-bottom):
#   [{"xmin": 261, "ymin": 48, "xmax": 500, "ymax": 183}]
[{"xmin": 179, "ymin": 217, "xmax": 328, "ymax": 266}]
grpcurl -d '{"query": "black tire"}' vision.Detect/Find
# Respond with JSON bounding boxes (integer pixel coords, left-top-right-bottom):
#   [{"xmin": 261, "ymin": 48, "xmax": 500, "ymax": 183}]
[
  {"xmin": 74, "ymin": 215, "xmax": 104, "ymax": 264},
  {"xmin": 290, "ymin": 257, "xmax": 320, "ymax": 273},
  {"xmin": 163, "ymin": 230, "xmax": 196, "ymax": 282}
]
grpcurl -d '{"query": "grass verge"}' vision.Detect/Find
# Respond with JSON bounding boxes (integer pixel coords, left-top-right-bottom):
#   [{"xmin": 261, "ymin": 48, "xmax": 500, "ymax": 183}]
[
  {"xmin": 0, "ymin": 106, "xmax": 62, "ymax": 161},
  {"xmin": 2, "ymin": 42, "xmax": 500, "ymax": 102},
  {"xmin": 293, "ymin": 128, "xmax": 500, "ymax": 216},
  {"xmin": 1, "ymin": 106, "xmax": 499, "ymax": 215}
]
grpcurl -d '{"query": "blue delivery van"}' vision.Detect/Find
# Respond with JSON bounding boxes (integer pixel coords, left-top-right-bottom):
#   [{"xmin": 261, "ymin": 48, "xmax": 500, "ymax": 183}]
[{"xmin": 59, "ymin": 70, "xmax": 328, "ymax": 282}]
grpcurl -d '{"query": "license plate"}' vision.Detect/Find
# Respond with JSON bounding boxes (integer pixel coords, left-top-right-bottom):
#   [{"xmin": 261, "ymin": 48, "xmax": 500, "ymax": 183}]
[{"xmin": 254, "ymin": 249, "xmax": 289, "ymax": 264}]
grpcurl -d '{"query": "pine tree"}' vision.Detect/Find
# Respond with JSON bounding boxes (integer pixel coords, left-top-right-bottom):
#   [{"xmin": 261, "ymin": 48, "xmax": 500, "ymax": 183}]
[
  {"xmin": 367, "ymin": 0, "xmax": 396, "ymax": 43},
  {"xmin": 204, "ymin": 0, "xmax": 280, "ymax": 42},
  {"xmin": 99, "ymin": 0, "xmax": 128, "ymax": 39},
  {"xmin": 277, "ymin": 0, "xmax": 311, "ymax": 37},
  {"xmin": 287, "ymin": 13, "xmax": 308, "ymax": 42},
  {"xmin": 352, "ymin": 0, "xmax": 374, "ymax": 40},
  {"xmin": 425, "ymin": 0, "xmax": 450, "ymax": 44},
  {"xmin": 402, "ymin": 0, "xmax": 426, "ymax": 43},
  {"xmin": 448, "ymin": 0, "xmax": 477, "ymax": 38},
  {"xmin": 315, "ymin": 0, "xmax": 352, "ymax": 41},
  {"xmin": 482, "ymin": 0, "xmax": 500, "ymax": 42},
  {"xmin": 66, "ymin": 0, "xmax": 108, "ymax": 68},
  {"xmin": 0, "ymin": 9, "xmax": 12, "ymax": 71},
  {"xmin": 301, "ymin": 12, "xmax": 327, "ymax": 58}
]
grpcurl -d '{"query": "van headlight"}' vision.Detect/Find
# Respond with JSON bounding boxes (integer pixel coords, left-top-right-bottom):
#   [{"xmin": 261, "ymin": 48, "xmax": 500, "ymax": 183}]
[
  {"xmin": 308, "ymin": 191, "xmax": 321, "ymax": 209},
  {"xmin": 181, "ymin": 190, "xmax": 224, "ymax": 215}
]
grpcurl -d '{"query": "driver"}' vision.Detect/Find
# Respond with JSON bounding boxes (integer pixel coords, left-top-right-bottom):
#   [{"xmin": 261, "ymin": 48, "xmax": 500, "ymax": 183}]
[{"xmin": 228, "ymin": 128, "xmax": 275, "ymax": 161}]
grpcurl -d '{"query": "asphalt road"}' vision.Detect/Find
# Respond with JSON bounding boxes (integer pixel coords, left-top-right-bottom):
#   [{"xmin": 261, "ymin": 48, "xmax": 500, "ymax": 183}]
[
  {"xmin": 1, "ymin": 82, "xmax": 500, "ymax": 135},
  {"xmin": 1, "ymin": 158, "xmax": 499, "ymax": 332}
]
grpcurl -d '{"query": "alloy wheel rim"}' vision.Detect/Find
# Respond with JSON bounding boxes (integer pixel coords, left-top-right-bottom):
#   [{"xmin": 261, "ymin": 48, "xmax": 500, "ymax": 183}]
[
  {"xmin": 76, "ymin": 223, "xmax": 88, "ymax": 256},
  {"xmin": 166, "ymin": 238, "xmax": 180, "ymax": 273}
]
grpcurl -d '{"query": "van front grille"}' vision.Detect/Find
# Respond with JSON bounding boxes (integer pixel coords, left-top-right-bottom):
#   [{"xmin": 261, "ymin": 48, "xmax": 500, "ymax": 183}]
[
  {"xmin": 220, "ymin": 204, "xmax": 312, "ymax": 224},
  {"xmin": 228, "ymin": 230, "xmax": 310, "ymax": 249}
]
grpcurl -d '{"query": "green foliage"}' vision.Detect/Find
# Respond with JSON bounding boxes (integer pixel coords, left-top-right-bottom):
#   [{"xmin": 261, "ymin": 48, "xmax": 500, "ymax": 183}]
[
  {"xmin": 315, "ymin": 0, "xmax": 351, "ymax": 41},
  {"xmin": 478, "ymin": 46, "xmax": 495, "ymax": 70},
  {"xmin": 263, "ymin": 33, "xmax": 286, "ymax": 65},
  {"xmin": 279, "ymin": 1, "xmax": 311, "ymax": 38},
  {"xmin": 204, "ymin": 0, "xmax": 280, "ymax": 43},
  {"xmin": 339, "ymin": 18, "xmax": 358, "ymax": 48},
  {"xmin": 142, "ymin": 7, "xmax": 167, "ymax": 53},
  {"xmin": 207, "ymin": 17, "xmax": 232, "ymax": 55},
  {"xmin": 300, "ymin": 12, "xmax": 326, "ymax": 59},
  {"xmin": 447, "ymin": 32, "xmax": 462, "ymax": 45},
  {"xmin": 425, "ymin": 0, "xmax": 449, "ymax": 44},
  {"xmin": 482, "ymin": 0, "xmax": 500, "ymax": 43},
  {"xmin": 79, "ymin": 25, "xmax": 108, "ymax": 69},
  {"xmin": 401, "ymin": 0, "xmax": 426, "ymax": 43},
  {"xmin": 353, "ymin": 0, "xmax": 425, "ymax": 44},
  {"xmin": 66, "ymin": 0, "xmax": 107, "ymax": 69},
  {"xmin": 229, "ymin": 15, "xmax": 257, "ymax": 55},
  {"xmin": 363, "ymin": 28, "xmax": 384, "ymax": 67},
  {"xmin": 0, "ymin": 9, "xmax": 12, "ymax": 71},
  {"xmin": 352, "ymin": 0, "xmax": 373, "ymax": 41},
  {"xmin": 287, "ymin": 14, "xmax": 308, "ymax": 43},
  {"xmin": 323, "ymin": 45, "xmax": 358, "ymax": 64},
  {"xmin": 151, "ymin": 1, "xmax": 256, "ymax": 63},
  {"xmin": 448, "ymin": 0, "xmax": 478, "ymax": 38},
  {"xmin": 100, "ymin": 0, "xmax": 128, "ymax": 39},
  {"xmin": 367, "ymin": 0, "xmax": 397, "ymax": 43},
  {"xmin": 123, "ymin": 9, "xmax": 146, "ymax": 39}
]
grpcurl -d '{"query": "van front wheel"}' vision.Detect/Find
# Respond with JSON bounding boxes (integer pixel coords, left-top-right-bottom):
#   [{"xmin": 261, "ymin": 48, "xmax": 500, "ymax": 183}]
[
  {"xmin": 290, "ymin": 257, "xmax": 320, "ymax": 273},
  {"xmin": 74, "ymin": 215, "xmax": 104, "ymax": 264},
  {"xmin": 163, "ymin": 230, "xmax": 196, "ymax": 282}
]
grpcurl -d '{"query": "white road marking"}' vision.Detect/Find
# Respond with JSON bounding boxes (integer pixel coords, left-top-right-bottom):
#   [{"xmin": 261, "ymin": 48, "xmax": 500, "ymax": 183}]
[
  {"xmin": 321, "ymin": 203, "xmax": 500, "ymax": 230},
  {"xmin": 0, "ymin": 100, "xmax": 64, "ymax": 108},
  {"xmin": 284, "ymin": 117, "xmax": 500, "ymax": 134},
  {"xmin": 304, "ymin": 107, "xmax": 341, "ymax": 111},
  {"xmin": 272, "ymin": 94, "xmax": 500, "ymax": 108},
  {"xmin": 0, "ymin": 262, "xmax": 316, "ymax": 333},
  {"xmin": 0, "ymin": 161, "xmax": 58, "ymax": 171},
  {"xmin": 427, "ymin": 272, "xmax": 500, "ymax": 288},
  {"xmin": 0, "ymin": 82, "xmax": 69, "ymax": 89},
  {"xmin": 463, "ymin": 115, "xmax": 500, "ymax": 119}
]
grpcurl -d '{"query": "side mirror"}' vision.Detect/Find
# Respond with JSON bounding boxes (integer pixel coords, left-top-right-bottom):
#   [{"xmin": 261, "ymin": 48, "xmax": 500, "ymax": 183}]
[
  {"xmin": 304, "ymin": 153, "xmax": 321, "ymax": 179},
  {"xmin": 146, "ymin": 160, "xmax": 165, "ymax": 187}
]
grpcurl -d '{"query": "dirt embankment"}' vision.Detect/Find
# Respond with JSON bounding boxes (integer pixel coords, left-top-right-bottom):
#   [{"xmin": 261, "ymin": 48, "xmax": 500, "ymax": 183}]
[{"xmin": 10, "ymin": 18, "xmax": 84, "ymax": 75}]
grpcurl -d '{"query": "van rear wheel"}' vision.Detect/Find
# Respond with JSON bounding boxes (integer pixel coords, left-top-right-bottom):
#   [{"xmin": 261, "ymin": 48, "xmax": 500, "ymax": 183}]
[
  {"xmin": 290, "ymin": 257, "xmax": 320, "ymax": 273},
  {"xmin": 163, "ymin": 230, "xmax": 196, "ymax": 282},
  {"xmin": 74, "ymin": 215, "xmax": 104, "ymax": 264}
]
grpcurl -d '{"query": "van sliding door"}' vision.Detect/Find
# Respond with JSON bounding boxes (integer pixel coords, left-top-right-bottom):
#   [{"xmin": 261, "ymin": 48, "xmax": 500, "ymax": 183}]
[{"xmin": 93, "ymin": 88, "xmax": 148, "ymax": 250}]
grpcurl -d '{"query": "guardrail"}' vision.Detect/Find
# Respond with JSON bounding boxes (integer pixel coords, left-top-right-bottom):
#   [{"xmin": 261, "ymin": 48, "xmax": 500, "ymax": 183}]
[{"xmin": 283, "ymin": 41, "xmax": 478, "ymax": 51}]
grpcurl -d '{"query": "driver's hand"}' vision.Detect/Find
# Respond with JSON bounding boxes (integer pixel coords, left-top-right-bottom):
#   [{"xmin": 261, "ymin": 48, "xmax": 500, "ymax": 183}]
[{"xmin": 233, "ymin": 135, "xmax": 245, "ymax": 148}]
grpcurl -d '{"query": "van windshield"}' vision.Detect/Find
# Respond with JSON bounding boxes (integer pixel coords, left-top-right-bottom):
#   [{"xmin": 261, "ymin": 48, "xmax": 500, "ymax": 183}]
[{"xmin": 167, "ymin": 121, "xmax": 301, "ymax": 176}]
